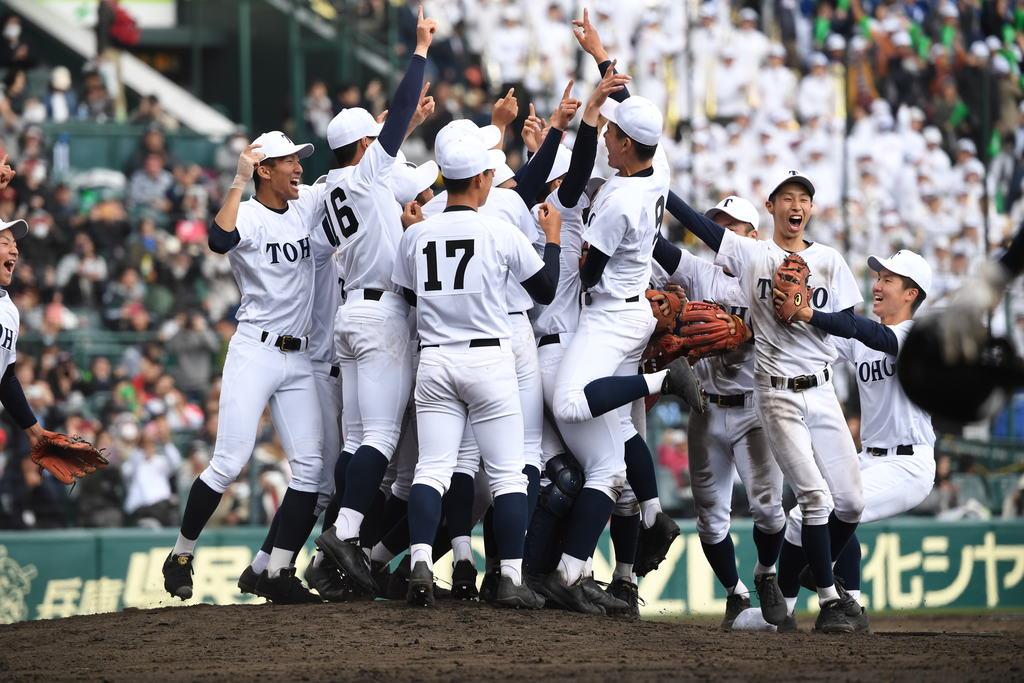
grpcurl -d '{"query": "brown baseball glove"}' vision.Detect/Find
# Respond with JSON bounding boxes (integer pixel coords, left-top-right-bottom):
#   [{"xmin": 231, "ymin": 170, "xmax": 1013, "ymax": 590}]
[
  {"xmin": 677, "ymin": 301, "xmax": 749, "ymax": 361},
  {"xmin": 772, "ymin": 253, "xmax": 811, "ymax": 324},
  {"xmin": 30, "ymin": 431, "xmax": 109, "ymax": 485},
  {"xmin": 645, "ymin": 288, "xmax": 684, "ymax": 335},
  {"xmin": 641, "ymin": 332, "xmax": 688, "ymax": 373}
]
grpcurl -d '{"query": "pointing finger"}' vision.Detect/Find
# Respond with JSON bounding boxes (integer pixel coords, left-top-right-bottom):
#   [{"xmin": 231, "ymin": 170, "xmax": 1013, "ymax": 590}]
[
  {"xmin": 562, "ymin": 79, "xmax": 574, "ymax": 100},
  {"xmin": 583, "ymin": 8, "xmax": 590, "ymax": 26},
  {"xmin": 418, "ymin": 3, "xmax": 424, "ymax": 21},
  {"xmin": 528, "ymin": 103, "xmax": 536, "ymax": 118},
  {"xmin": 420, "ymin": 81, "xmax": 431, "ymax": 98}
]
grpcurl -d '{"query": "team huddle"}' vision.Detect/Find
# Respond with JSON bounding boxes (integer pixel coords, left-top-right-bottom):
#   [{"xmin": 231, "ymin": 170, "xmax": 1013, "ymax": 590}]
[{"xmin": 151, "ymin": 7, "xmax": 943, "ymax": 633}]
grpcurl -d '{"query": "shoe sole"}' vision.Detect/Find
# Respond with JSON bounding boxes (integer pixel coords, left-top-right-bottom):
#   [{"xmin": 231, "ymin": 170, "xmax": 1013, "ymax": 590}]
[
  {"xmin": 638, "ymin": 527, "xmax": 681, "ymax": 575},
  {"xmin": 237, "ymin": 580, "xmax": 267, "ymax": 599},
  {"xmin": 495, "ymin": 596, "xmax": 545, "ymax": 609},
  {"xmin": 815, "ymin": 623, "xmax": 857, "ymax": 634},
  {"xmin": 451, "ymin": 583, "xmax": 479, "ymax": 600},
  {"xmin": 315, "ymin": 536, "xmax": 376, "ymax": 594},
  {"xmin": 407, "ymin": 583, "xmax": 434, "ymax": 607},
  {"xmin": 169, "ymin": 586, "xmax": 192, "ymax": 600}
]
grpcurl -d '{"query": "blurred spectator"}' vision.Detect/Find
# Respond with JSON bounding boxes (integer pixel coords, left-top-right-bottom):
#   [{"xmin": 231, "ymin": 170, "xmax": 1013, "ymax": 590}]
[
  {"xmin": 127, "ymin": 153, "xmax": 174, "ymax": 225},
  {"xmin": 166, "ymin": 312, "xmax": 219, "ymax": 402},
  {"xmin": 77, "ymin": 71, "xmax": 114, "ymax": 122},
  {"xmin": 657, "ymin": 429, "xmax": 689, "ymax": 489},
  {"xmin": 0, "ymin": 15, "xmax": 34, "ymax": 70},
  {"xmin": 130, "ymin": 95, "xmax": 179, "ymax": 132},
  {"xmin": 122, "ymin": 419, "xmax": 181, "ymax": 526},
  {"xmin": 44, "ymin": 67, "xmax": 77, "ymax": 124}
]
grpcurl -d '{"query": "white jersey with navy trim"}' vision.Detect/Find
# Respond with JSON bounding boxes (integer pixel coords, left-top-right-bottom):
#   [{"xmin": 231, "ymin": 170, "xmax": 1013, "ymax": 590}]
[
  {"xmin": 582, "ymin": 167, "xmax": 667, "ymax": 299},
  {"xmin": 306, "ymin": 181, "xmax": 340, "ymax": 364},
  {"xmin": 0, "ymin": 292, "xmax": 18, "ymax": 371},
  {"xmin": 325, "ymin": 142, "xmax": 403, "ymax": 295},
  {"xmin": 529, "ymin": 188, "xmax": 588, "ymax": 336},
  {"xmin": 834, "ymin": 320, "xmax": 935, "ymax": 449},
  {"xmin": 391, "ymin": 209, "xmax": 544, "ymax": 346},
  {"xmin": 229, "ymin": 185, "xmax": 321, "ymax": 336},
  {"xmin": 715, "ymin": 230, "xmax": 863, "ymax": 377}
]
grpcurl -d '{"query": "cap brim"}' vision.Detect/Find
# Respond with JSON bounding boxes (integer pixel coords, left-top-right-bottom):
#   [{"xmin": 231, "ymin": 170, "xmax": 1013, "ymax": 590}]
[
  {"xmin": 266, "ymin": 142, "xmax": 315, "ymax": 160},
  {"xmin": 599, "ymin": 99, "xmax": 619, "ymax": 125},
  {"xmin": 0, "ymin": 219, "xmax": 27, "ymax": 240},
  {"xmin": 478, "ymin": 125, "xmax": 502, "ymax": 149},
  {"xmin": 414, "ymin": 161, "xmax": 439, "ymax": 191},
  {"xmin": 867, "ymin": 255, "xmax": 887, "ymax": 273},
  {"xmin": 487, "ymin": 149, "xmax": 506, "ymax": 172},
  {"xmin": 770, "ymin": 176, "xmax": 815, "ymax": 199}
]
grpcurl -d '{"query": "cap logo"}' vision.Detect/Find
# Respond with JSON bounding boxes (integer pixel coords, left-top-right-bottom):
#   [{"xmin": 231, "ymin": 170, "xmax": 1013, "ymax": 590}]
[
  {"xmin": 722, "ymin": 198, "xmax": 733, "ymax": 206},
  {"xmin": 787, "ymin": 170, "xmax": 798, "ymax": 176}
]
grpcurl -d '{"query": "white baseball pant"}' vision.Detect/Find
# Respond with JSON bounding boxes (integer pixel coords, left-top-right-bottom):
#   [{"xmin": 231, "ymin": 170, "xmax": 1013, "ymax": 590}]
[{"xmin": 312, "ymin": 361, "xmax": 343, "ymax": 515}]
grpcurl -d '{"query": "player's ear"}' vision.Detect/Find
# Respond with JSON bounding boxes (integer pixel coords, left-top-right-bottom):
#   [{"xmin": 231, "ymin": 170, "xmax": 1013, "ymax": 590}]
[{"xmin": 764, "ymin": 198, "xmax": 773, "ymax": 213}]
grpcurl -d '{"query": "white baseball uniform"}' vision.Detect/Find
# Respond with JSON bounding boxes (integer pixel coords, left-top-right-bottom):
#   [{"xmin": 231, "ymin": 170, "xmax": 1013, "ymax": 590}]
[
  {"xmin": 392, "ymin": 207, "xmax": 543, "ymax": 499},
  {"xmin": 551, "ymin": 167, "xmax": 663, "ymax": 499},
  {"xmin": 0, "ymin": 293, "xmax": 18, "ymax": 370},
  {"xmin": 200, "ymin": 186, "xmax": 325, "ymax": 494},
  {"xmin": 657, "ymin": 249, "xmax": 786, "ymax": 543},
  {"xmin": 327, "ymin": 141, "xmax": 414, "ymax": 461},
  {"xmin": 715, "ymin": 229, "xmax": 864, "ymax": 526},
  {"xmin": 785, "ymin": 320, "xmax": 936, "ymax": 544}
]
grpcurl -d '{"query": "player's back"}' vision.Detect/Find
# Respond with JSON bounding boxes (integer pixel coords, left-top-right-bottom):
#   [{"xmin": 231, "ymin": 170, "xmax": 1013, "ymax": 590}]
[
  {"xmin": 395, "ymin": 209, "xmax": 527, "ymax": 346},
  {"xmin": 325, "ymin": 142, "xmax": 403, "ymax": 294}
]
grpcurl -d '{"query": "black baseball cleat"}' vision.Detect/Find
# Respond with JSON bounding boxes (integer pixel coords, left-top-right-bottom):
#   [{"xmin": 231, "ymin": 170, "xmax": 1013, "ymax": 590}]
[
  {"xmin": 635, "ymin": 512, "xmax": 681, "ymax": 577},
  {"xmin": 663, "ymin": 357, "xmax": 708, "ymax": 413},
  {"xmin": 370, "ymin": 560, "xmax": 392, "ymax": 599},
  {"xmin": 304, "ymin": 558, "xmax": 361, "ymax": 602},
  {"xmin": 777, "ymin": 612, "xmax": 799, "ymax": 633},
  {"xmin": 538, "ymin": 573, "xmax": 605, "ymax": 615},
  {"xmin": 315, "ymin": 527, "xmax": 376, "ymax": 594},
  {"xmin": 255, "ymin": 567, "xmax": 322, "ymax": 604},
  {"xmin": 163, "ymin": 553, "xmax": 194, "ymax": 601},
  {"xmin": 606, "ymin": 577, "xmax": 642, "ymax": 618},
  {"xmin": 386, "ymin": 555, "xmax": 411, "ymax": 600},
  {"xmin": 237, "ymin": 565, "xmax": 265, "ymax": 598},
  {"xmin": 814, "ymin": 595, "xmax": 870, "ymax": 634},
  {"xmin": 406, "ymin": 561, "xmax": 435, "ymax": 607},
  {"xmin": 451, "ymin": 559, "xmax": 479, "ymax": 600},
  {"xmin": 580, "ymin": 576, "xmax": 633, "ymax": 616},
  {"xmin": 721, "ymin": 593, "xmax": 751, "ymax": 630},
  {"xmin": 755, "ymin": 573, "xmax": 788, "ymax": 626},
  {"xmin": 495, "ymin": 576, "xmax": 546, "ymax": 609},
  {"xmin": 479, "ymin": 569, "xmax": 500, "ymax": 604}
]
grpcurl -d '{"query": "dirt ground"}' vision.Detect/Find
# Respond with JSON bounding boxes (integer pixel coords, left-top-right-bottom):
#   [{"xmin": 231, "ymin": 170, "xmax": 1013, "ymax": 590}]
[{"xmin": 0, "ymin": 601, "xmax": 1021, "ymax": 681}]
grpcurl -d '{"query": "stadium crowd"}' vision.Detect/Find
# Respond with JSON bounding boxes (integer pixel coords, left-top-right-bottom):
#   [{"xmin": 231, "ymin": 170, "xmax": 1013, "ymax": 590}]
[{"xmin": 1, "ymin": 0, "xmax": 1024, "ymax": 530}]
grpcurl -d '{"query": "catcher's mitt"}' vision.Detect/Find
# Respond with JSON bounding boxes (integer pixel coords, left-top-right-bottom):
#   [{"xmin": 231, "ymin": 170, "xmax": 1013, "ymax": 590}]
[
  {"xmin": 677, "ymin": 301, "xmax": 748, "ymax": 361},
  {"xmin": 30, "ymin": 432, "xmax": 109, "ymax": 485},
  {"xmin": 772, "ymin": 253, "xmax": 811, "ymax": 324},
  {"xmin": 645, "ymin": 288, "xmax": 684, "ymax": 335},
  {"xmin": 641, "ymin": 332, "xmax": 688, "ymax": 373}
]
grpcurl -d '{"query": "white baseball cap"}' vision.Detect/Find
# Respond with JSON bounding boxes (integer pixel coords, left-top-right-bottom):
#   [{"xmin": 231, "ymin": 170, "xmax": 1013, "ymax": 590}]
[
  {"xmin": 0, "ymin": 218, "xmax": 28, "ymax": 240},
  {"xmin": 392, "ymin": 160, "xmax": 439, "ymax": 204},
  {"xmin": 769, "ymin": 169, "xmax": 815, "ymax": 199},
  {"xmin": 436, "ymin": 135, "xmax": 503, "ymax": 180},
  {"xmin": 251, "ymin": 130, "xmax": 314, "ymax": 161},
  {"xmin": 704, "ymin": 195, "xmax": 759, "ymax": 230},
  {"xmin": 599, "ymin": 96, "xmax": 663, "ymax": 147},
  {"xmin": 327, "ymin": 108, "xmax": 383, "ymax": 150},
  {"xmin": 957, "ymin": 138, "xmax": 977, "ymax": 155},
  {"xmin": 435, "ymin": 119, "xmax": 502, "ymax": 153},
  {"xmin": 546, "ymin": 145, "xmax": 572, "ymax": 183},
  {"xmin": 493, "ymin": 149, "xmax": 515, "ymax": 186},
  {"xmin": 868, "ymin": 249, "xmax": 932, "ymax": 295},
  {"xmin": 923, "ymin": 126, "xmax": 943, "ymax": 144}
]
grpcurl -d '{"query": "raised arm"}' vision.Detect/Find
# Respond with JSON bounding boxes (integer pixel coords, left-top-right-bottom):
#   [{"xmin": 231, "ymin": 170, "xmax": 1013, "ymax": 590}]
[
  {"xmin": 210, "ymin": 142, "xmax": 263, "ymax": 253},
  {"xmin": 799, "ymin": 308, "xmax": 900, "ymax": 355},
  {"xmin": 666, "ymin": 190, "xmax": 726, "ymax": 252},
  {"xmin": 572, "ymin": 8, "xmax": 630, "ymax": 103},
  {"xmin": 513, "ymin": 82, "xmax": 580, "ymax": 205},
  {"xmin": 520, "ymin": 203, "xmax": 562, "ymax": 304},
  {"xmin": 377, "ymin": 5, "xmax": 436, "ymax": 156}
]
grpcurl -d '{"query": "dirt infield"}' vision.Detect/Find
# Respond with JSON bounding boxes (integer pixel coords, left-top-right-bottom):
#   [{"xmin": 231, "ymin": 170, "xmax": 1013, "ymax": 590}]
[{"xmin": 1, "ymin": 601, "xmax": 1021, "ymax": 681}]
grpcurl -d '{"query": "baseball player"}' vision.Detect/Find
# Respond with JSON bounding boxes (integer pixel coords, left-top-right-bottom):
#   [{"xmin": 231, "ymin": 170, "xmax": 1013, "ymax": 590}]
[
  {"xmin": 652, "ymin": 194, "xmax": 788, "ymax": 629},
  {"xmin": 391, "ymin": 133, "xmax": 560, "ymax": 609},
  {"xmin": 775, "ymin": 250, "xmax": 934, "ymax": 631},
  {"xmin": 538, "ymin": 65, "xmax": 702, "ymax": 614},
  {"xmin": 164, "ymin": 131, "xmax": 326, "ymax": 604},
  {"xmin": 678, "ymin": 170, "xmax": 867, "ymax": 634},
  {"xmin": 313, "ymin": 7, "xmax": 437, "ymax": 595}
]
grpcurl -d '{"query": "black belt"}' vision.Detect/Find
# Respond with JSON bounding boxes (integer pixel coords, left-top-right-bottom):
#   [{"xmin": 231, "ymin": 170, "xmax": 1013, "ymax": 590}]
[
  {"xmin": 707, "ymin": 393, "xmax": 746, "ymax": 407},
  {"xmin": 363, "ymin": 288, "xmax": 384, "ymax": 301},
  {"xmin": 330, "ymin": 365, "xmax": 340, "ymax": 378},
  {"xmin": 510, "ymin": 311, "xmax": 526, "ymax": 316},
  {"xmin": 867, "ymin": 445, "xmax": 914, "ymax": 457},
  {"xmin": 421, "ymin": 338, "xmax": 500, "ymax": 349},
  {"xmin": 769, "ymin": 367, "xmax": 830, "ymax": 392},
  {"xmin": 584, "ymin": 293, "xmax": 640, "ymax": 306},
  {"xmin": 260, "ymin": 330, "xmax": 303, "ymax": 352},
  {"xmin": 538, "ymin": 334, "xmax": 561, "ymax": 347}
]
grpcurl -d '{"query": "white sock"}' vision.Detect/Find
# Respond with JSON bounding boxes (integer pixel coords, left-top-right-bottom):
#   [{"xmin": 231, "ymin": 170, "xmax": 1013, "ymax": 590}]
[
  {"xmin": 172, "ymin": 534, "xmax": 197, "ymax": 556},
  {"xmin": 410, "ymin": 543, "xmax": 433, "ymax": 572},
  {"xmin": 785, "ymin": 596, "xmax": 798, "ymax": 614},
  {"xmin": 728, "ymin": 578, "xmax": 748, "ymax": 596},
  {"xmin": 557, "ymin": 554, "xmax": 586, "ymax": 586},
  {"xmin": 817, "ymin": 584, "xmax": 841, "ymax": 606},
  {"xmin": 754, "ymin": 562, "xmax": 775, "ymax": 577},
  {"xmin": 250, "ymin": 549, "xmax": 270, "ymax": 574},
  {"xmin": 333, "ymin": 507, "xmax": 364, "ymax": 540},
  {"xmin": 500, "ymin": 559, "xmax": 523, "ymax": 585},
  {"xmin": 370, "ymin": 543, "xmax": 395, "ymax": 565},
  {"xmin": 643, "ymin": 369, "xmax": 669, "ymax": 395},
  {"xmin": 640, "ymin": 499, "xmax": 662, "ymax": 529},
  {"xmin": 613, "ymin": 562, "xmax": 634, "ymax": 582},
  {"xmin": 311, "ymin": 550, "xmax": 324, "ymax": 568},
  {"xmin": 452, "ymin": 535, "xmax": 473, "ymax": 563},
  {"xmin": 848, "ymin": 589, "xmax": 861, "ymax": 603},
  {"xmin": 267, "ymin": 547, "xmax": 293, "ymax": 578},
  {"xmin": 584, "ymin": 555, "xmax": 594, "ymax": 577}
]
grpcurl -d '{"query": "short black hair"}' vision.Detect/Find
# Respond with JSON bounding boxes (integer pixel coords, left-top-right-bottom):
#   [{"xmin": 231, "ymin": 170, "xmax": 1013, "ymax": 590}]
[
  {"xmin": 443, "ymin": 175, "xmax": 474, "ymax": 194},
  {"xmin": 252, "ymin": 157, "xmax": 279, "ymax": 192},
  {"xmin": 610, "ymin": 123, "xmax": 657, "ymax": 161},
  {"xmin": 899, "ymin": 275, "xmax": 927, "ymax": 313},
  {"xmin": 333, "ymin": 141, "xmax": 360, "ymax": 167}
]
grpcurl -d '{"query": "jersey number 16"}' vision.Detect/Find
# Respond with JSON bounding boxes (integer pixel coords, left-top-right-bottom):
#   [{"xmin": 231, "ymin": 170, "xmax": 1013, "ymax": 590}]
[{"xmin": 321, "ymin": 187, "xmax": 360, "ymax": 247}]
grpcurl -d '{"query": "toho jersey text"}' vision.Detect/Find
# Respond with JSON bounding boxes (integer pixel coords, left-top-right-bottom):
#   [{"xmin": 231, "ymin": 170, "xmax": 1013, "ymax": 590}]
[
  {"xmin": 391, "ymin": 208, "xmax": 544, "ymax": 346},
  {"xmin": 834, "ymin": 320, "xmax": 935, "ymax": 449},
  {"xmin": 229, "ymin": 185, "xmax": 322, "ymax": 336},
  {"xmin": 715, "ymin": 229, "xmax": 863, "ymax": 377},
  {"xmin": 0, "ymin": 291, "xmax": 18, "ymax": 370}
]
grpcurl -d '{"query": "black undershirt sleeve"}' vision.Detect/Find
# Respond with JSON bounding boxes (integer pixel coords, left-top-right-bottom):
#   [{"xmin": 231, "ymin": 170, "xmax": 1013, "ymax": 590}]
[
  {"xmin": 520, "ymin": 243, "xmax": 560, "ymax": 305},
  {"xmin": 809, "ymin": 309, "xmax": 900, "ymax": 356},
  {"xmin": 666, "ymin": 191, "xmax": 725, "ymax": 252},
  {"xmin": 557, "ymin": 122, "xmax": 597, "ymax": 209},
  {"xmin": 513, "ymin": 127, "xmax": 562, "ymax": 207},
  {"xmin": 579, "ymin": 245, "xmax": 610, "ymax": 289},
  {"xmin": 653, "ymin": 235, "xmax": 682, "ymax": 274},
  {"xmin": 0, "ymin": 363, "xmax": 37, "ymax": 430},
  {"xmin": 377, "ymin": 55, "xmax": 426, "ymax": 156},
  {"xmin": 208, "ymin": 222, "xmax": 241, "ymax": 254},
  {"xmin": 598, "ymin": 59, "xmax": 631, "ymax": 102}
]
